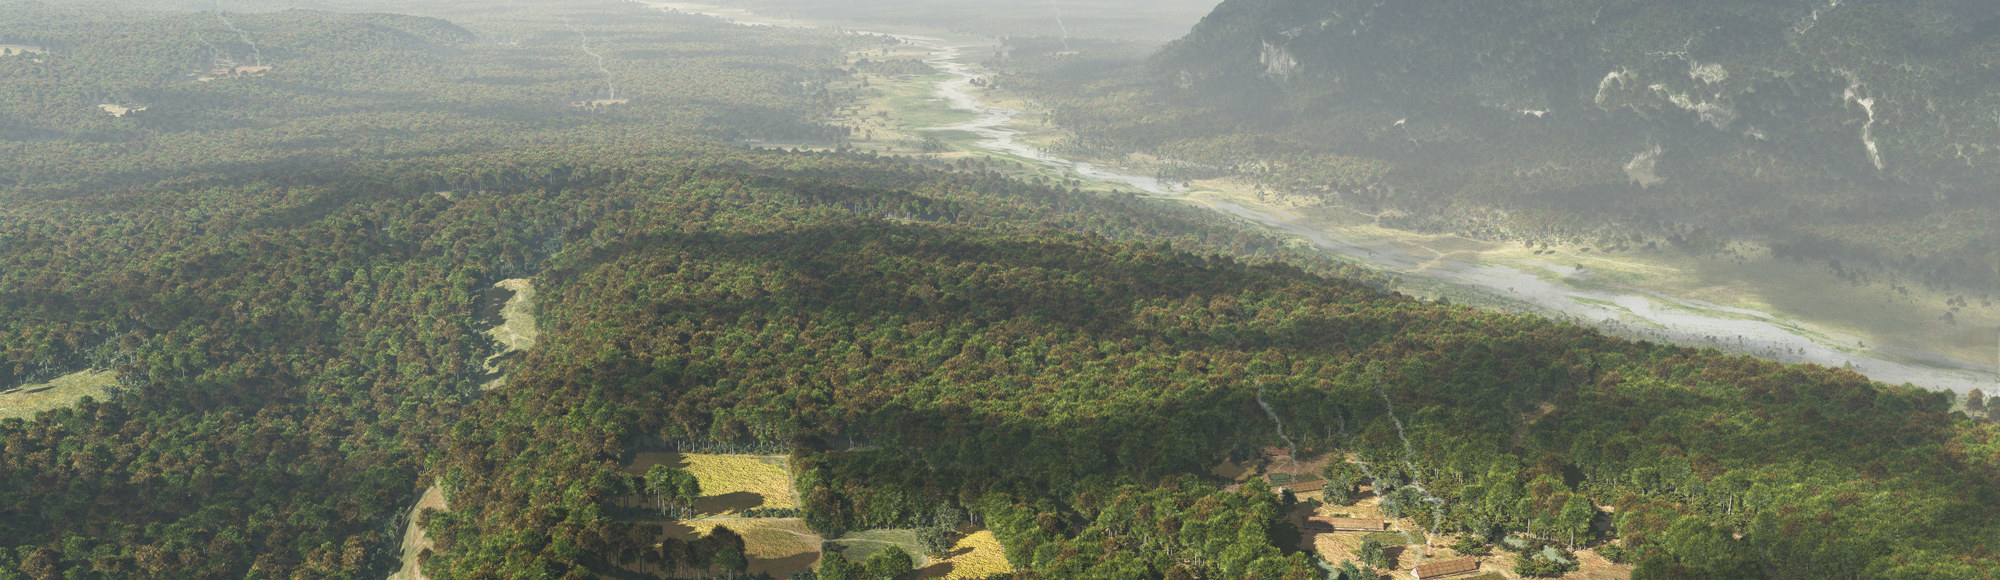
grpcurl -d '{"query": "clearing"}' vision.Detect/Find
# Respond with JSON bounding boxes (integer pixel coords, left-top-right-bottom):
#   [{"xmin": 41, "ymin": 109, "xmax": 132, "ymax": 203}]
[
  {"xmin": 621, "ymin": 452, "xmax": 797, "ymax": 515},
  {"xmin": 389, "ymin": 486, "xmax": 447, "ymax": 580},
  {"xmin": 1299, "ymin": 488, "xmax": 1632, "ymax": 579},
  {"xmin": 97, "ymin": 104, "xmax": 146, "ymax": 117},
  {"xmin": 479, "ymin": 278, "xmax": 538, "ymax": 390},
  {"xmin": 916, "ymin": 527, "xmax": 1013, "ymax": 579},
  {"xmin": 655, "ymin": 517, "xmax": 824, "ymax": 578},
  {"xmin": 0, "ymin": 369, "xmax": 117, "ymax": 420},
  {"xmin": 827, "ymin": 528, "xmax": 930, "ymax": 566}
]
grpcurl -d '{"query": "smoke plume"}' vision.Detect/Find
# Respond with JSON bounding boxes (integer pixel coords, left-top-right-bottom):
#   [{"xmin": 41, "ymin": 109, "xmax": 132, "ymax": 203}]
[
  {"xmin": 564, "ymin": 19, "xmax": 618, "ymax": 100},
  {"xmin": 214, "ymin": 3, "xmax": 263, "ymax": 67},
  {"xmin": 1050, "ymin": 1, "xmax": 1071, "ymax": 51}
]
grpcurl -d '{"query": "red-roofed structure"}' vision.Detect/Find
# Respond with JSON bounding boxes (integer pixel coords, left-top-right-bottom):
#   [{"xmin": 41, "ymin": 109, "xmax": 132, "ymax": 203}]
[
  {"xmin": 1305, "ymin": 516, "xmax": 1388, "ymax": 532},
  {"xmin": 1412, "ymin": 557, "xmax": 1479, "ymax": 579}
]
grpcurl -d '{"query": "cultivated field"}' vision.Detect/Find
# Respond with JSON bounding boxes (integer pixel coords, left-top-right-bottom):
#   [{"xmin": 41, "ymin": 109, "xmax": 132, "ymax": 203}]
[
  {"xmin": 916, "ymin": 527, "xmax": 1013, "ymax": 579},
  {"xmin": 624, "ymin": 452, "xmax": 798, "ymax": 515},
  {"xmin": 664, "ymin": 517, "xmax": 823, "ymax": 577}
]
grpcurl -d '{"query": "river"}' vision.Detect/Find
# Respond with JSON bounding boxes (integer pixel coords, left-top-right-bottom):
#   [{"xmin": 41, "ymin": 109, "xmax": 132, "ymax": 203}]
[{"xmin": 643, "ymin": 1, "xmax": 1999, "ymax": 395}]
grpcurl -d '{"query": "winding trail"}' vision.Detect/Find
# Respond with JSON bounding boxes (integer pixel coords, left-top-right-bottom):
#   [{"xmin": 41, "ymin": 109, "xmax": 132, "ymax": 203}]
[
  {"xmin": 392, "ymin": 279, "xmax": 538, "ymax": 578},
  {"xmin": 641, "ymin": 2, "xmax": 1996, "ymax": 394}
]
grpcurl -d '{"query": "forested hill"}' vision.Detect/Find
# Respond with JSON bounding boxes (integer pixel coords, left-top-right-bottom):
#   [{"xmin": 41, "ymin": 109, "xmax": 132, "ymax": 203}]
[
  {"xmin": 1023, "ymin": 0, "xmax": 2000, "ymax": 288},
  {"xmin": 2, "ymin": 2, "xmax": 2000, "ymax": 580}
]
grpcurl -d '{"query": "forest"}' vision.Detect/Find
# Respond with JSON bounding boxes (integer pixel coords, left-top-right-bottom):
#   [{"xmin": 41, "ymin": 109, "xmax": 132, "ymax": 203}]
[{"xmin": 0, "ymin": 1, "xmax": 1997, "ymax": 579}]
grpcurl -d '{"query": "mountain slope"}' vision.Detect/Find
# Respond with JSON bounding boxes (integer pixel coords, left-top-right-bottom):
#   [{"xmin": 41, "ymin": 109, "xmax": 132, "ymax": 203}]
[{"xmin": 1020, "ymin": 0, "xmax": 2000, "ymax": 289}]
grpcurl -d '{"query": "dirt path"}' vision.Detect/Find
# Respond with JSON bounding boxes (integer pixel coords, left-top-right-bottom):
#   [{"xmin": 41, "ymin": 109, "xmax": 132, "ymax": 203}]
[{"xmin": 389, "ymin": 486, "xmax": 447, "ymax": 580}]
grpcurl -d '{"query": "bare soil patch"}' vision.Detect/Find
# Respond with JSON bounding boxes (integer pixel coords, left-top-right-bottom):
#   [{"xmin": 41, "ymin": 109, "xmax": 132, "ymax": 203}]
[
  {"xmin": 479, "ymin": 278, "xmax": 538, "ymax": 390},
  {"xmin": 390, "ymin": 486, "xmax": 447, "ymax": 580}
]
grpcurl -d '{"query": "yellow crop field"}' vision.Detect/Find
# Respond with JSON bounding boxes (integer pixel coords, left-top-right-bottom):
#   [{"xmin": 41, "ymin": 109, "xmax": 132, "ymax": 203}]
[
  {"xmin": 627, "ymin": 452, "xmax": 797, "ymax": 514},
  {"xmin": 919, "ymin": 528, "xmax": 1014, "ymax": 579},
  {"xmin": 668, "ymin": 518, "xmax": 821, "ymax": 577}
]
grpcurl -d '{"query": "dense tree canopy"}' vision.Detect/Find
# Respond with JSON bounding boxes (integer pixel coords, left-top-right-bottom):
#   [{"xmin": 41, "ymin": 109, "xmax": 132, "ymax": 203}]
[{"xmin": 1, "ymin": 2, "xmax": 1997, "ymax": 580}]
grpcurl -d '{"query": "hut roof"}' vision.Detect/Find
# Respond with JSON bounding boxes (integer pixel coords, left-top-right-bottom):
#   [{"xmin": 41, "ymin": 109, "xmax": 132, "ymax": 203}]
[
  {"xmin": 1277, "ymin": 479, "xmax": 1326, "ymax": 492},
  {"xmin": 1306, "ymin": 516, "xmax": 1388, "ymax": 530},
  {"xmin": 1412, "ymin": 557, "xmax": 1479, "ymax": 579}
]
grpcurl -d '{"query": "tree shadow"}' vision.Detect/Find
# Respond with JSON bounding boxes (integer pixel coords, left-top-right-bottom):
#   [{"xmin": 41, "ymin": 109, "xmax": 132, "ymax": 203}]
[
  {"xmin": 755, "ymin": 550, "xmax": 823, "ymax": 577},
  {"xmin": 915, "ymin": 560, "xmax": 957, "ymax": 579},
  {"xmin": 694, "ymin": 491, "xmax": 765, "ymax": 515}
]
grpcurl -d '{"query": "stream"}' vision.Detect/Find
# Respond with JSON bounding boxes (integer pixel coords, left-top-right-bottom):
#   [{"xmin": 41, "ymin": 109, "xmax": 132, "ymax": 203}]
[{"xmin": 645, "ymin": 2, "xmax": 1998, "ymax": 395}]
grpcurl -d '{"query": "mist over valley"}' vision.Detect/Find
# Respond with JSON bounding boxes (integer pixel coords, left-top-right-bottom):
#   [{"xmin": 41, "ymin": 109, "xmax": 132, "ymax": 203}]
[{"xmin": 0, "ymin": 1, "xmax": 1996, "ymax": 578}]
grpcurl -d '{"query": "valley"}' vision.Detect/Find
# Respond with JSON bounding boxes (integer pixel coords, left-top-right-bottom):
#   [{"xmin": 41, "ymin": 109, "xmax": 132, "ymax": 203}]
[
  {"xmin": 649, "ymin": 1, "xmax": 1998, "ymax": 395},
  {"xmin": 2, "ymin": 2, "xmax": 1997, "ymax": 578}
]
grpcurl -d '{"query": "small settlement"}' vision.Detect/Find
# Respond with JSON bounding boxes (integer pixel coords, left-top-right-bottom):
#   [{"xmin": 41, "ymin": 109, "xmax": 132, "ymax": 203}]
[
  {"xmin": 1304, "ymin": 516, "xmax": 1389, "ymax": 532},
  {"xmin": 196, "ymin": 65, "xmax": 271, "ymax": 82},
  {"xmin": 571, "ymin": 98, "xmax": 630, "ymax": 111}
]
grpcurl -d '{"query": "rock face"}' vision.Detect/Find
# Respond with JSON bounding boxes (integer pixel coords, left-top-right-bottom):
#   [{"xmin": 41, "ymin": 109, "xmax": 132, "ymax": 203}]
[{"xmin": 1153, "ymin": 0, "xmax": 2000, "ymax": 192}]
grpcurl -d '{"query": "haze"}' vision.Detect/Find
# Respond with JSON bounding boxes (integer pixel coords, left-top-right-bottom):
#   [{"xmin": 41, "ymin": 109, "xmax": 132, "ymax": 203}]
[{"xmin": 1, "ymin": 0, "xmax": 1996, "ymax": 578}]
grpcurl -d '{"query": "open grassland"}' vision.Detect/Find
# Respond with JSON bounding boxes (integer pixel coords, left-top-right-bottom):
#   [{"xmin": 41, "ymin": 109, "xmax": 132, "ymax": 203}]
[
  {"xmin": 625, "ymin": 452, "xmax": 797, "ymax": 514},
  {"xmin": 665, "ymin": 518, "xmax": 822, "ymax": 577},
  {"xmin": 0, "ymin": 369, "xmax": 116, "ymax": 420},
  {"xmin": 917, "ymin": 528, "xmax": 1013, "ymax": 579},
  {"xmin": 829, "ymin": 528, "xmax": 931, "ymax": 567}
]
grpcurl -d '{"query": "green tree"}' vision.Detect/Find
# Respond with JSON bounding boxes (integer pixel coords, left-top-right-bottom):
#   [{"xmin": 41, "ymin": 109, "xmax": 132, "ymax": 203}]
[
  {"xmin": 1322, "ymin": 461, "xmax": 1361, "ymax": 506},
  {"xmin": 645, "ymin": 464, "xmax": 702, "ymax": 517},
  {"xmin": 863, "ymin": 545, "xmax": 914, "ymax": 580},
  {"xmin": 1357, "ymin": 538, "xmax": 1389, "ymax": 569},
  {"xmin": 818, "ymin": 551, "xmax": 864, "ymax": 580},
  {"xmin": 915, "ymin": 527, "xmax": 953, "ymax": 558},
  {"xmin": 1559, "ymin": 494, "xmax": 1595, "ymax": 547}
]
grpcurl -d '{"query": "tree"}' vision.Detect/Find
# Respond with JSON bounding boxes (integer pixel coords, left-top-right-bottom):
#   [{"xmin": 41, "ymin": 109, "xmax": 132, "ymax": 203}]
[
  {"xmin": 863, "ymin": 546, "xmax": 914, "ymax": 580},
  {"xmin": 645, "ymin": 465, "xmax": 701, "ymax": 517},
  {"xmin": 1330, "ymin": 558, "xmax": 1376, "ymax": 580},
  {"xmin": 1321, "ymin": 462, "xmax": 1359, "ymax": 506},
  {"xmin": 714, "ymin": 544, "xmax": 749, "ymax": 578},
  {"xmin": 1559, "ymin": 495, "xmax": 1595, "ymax": 547},
  {"xmin": 1515, "ymin": 551, "xmax": 1572, "ymax": 577},
  {"xmin": 1968, "ymin": 389, "xmax": 1985, "ymax": 413},
  {"xmin": 915, "ymin": 526, "xmax": 953, "ymax": 558},
  {"xmin": 703, "ymin": 525, "xmax": 749, "ymax": 578},
  {"xmin": 1357, "ymin": 538, "xmax": 1389, "ymax": 569},
  {"xmin": 818, "ymin": 552, "xmax": 864, "ymax": 580}
]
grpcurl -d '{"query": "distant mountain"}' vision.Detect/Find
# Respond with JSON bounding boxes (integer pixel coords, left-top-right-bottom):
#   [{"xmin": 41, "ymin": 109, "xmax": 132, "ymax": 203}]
[
  {"xmin": 1161, "ymin": 0, "xmax": 2000, "ymax": 182},
  {"xmin": 1025, "ymin": 0, "xmax": 2000, "ymax": 286}
]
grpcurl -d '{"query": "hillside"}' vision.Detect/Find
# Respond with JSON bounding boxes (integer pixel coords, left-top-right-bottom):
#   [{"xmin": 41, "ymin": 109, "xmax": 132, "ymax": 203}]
[
  {"xmin": 1009, "ymin": 0, "xmax": 2000, "ymax": 291},
  {"xmin": 2, "ymin": 2, "xmax": 1999, "ymax": 580}
]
